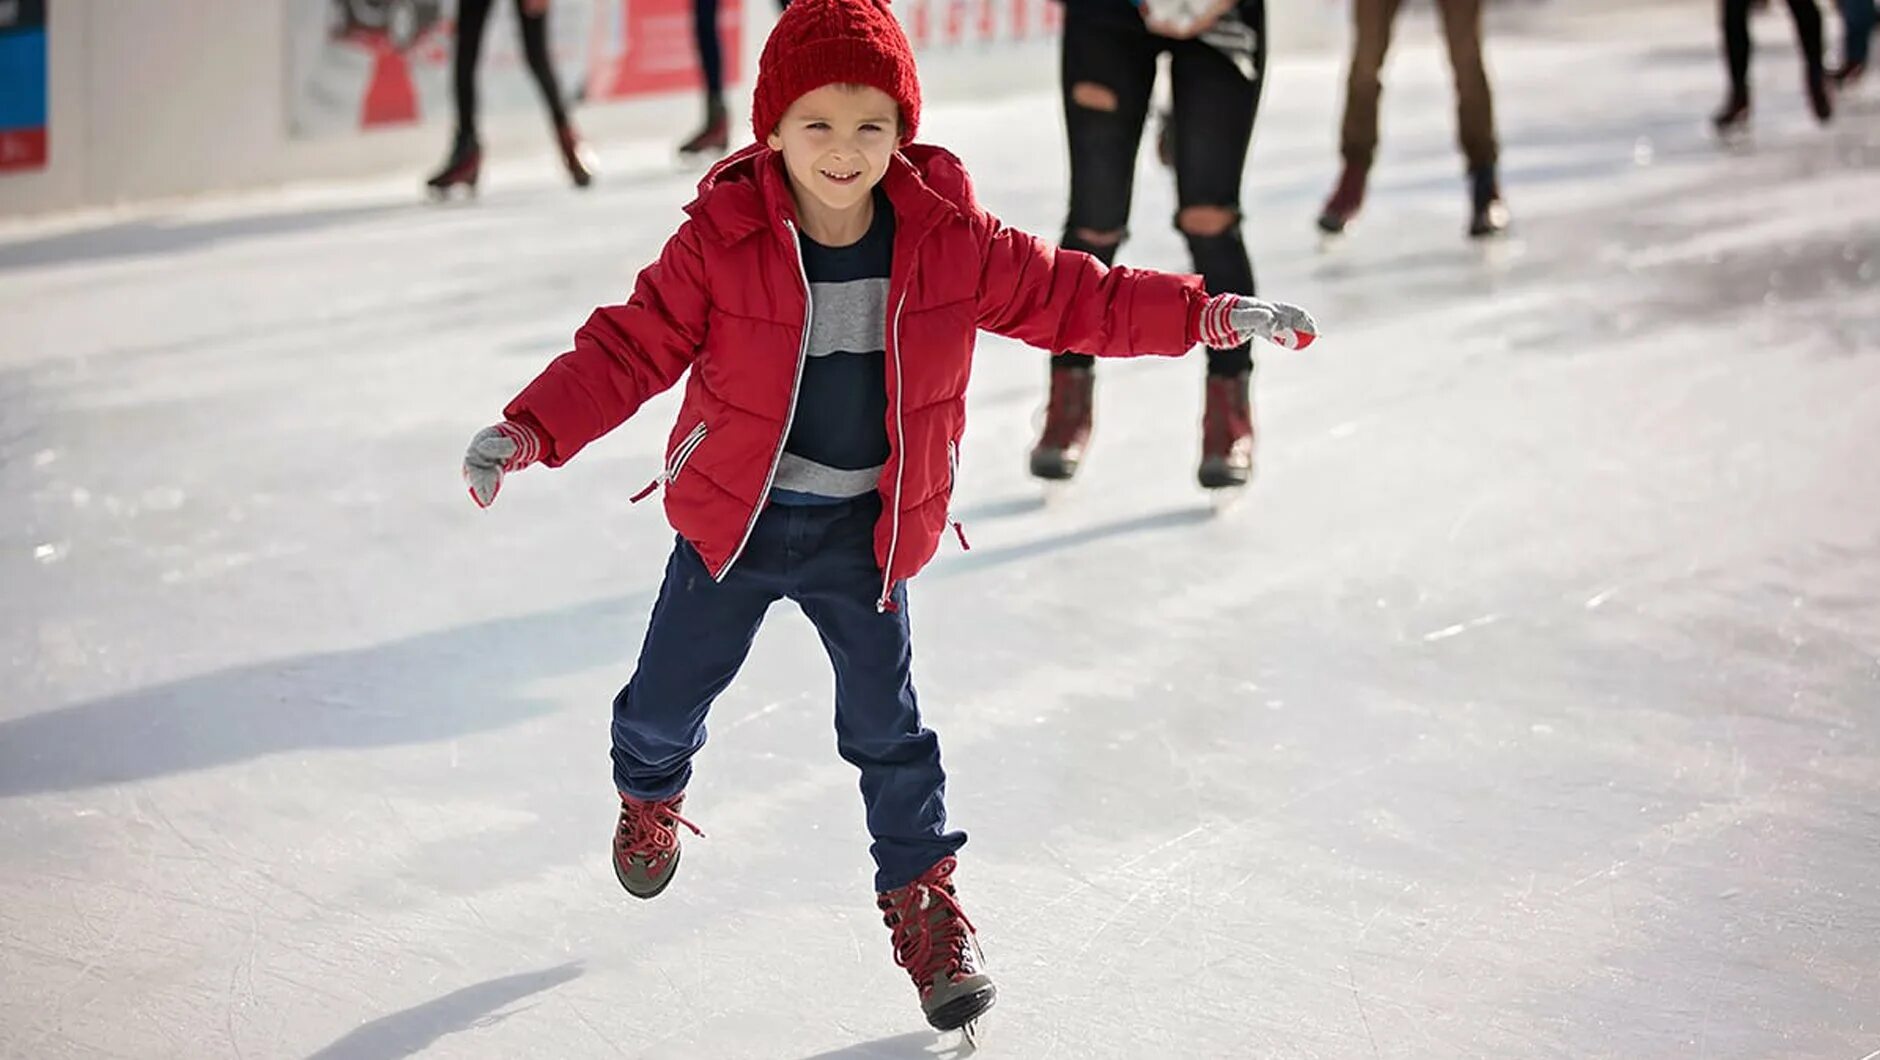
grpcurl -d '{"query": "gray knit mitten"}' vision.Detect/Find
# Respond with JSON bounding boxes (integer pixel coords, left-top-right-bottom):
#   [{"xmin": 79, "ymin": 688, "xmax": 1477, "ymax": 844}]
[
  {"xmin": 1197, "ymin": 293, "xmax": 1319, "ymax": 351},
  {"xmin": 463, "ymin": 421, "xmax": 543, "ymax": 508}
]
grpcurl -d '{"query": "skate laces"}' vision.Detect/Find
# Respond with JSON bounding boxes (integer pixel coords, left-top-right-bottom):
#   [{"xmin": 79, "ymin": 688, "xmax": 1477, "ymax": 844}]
[
  {"xmin": 615, "ymin": 796, "xmax": 702, "ymax": 861},
  {"xmin": 878, "ymin": 856, "xmax": 976, "ymax": 994}
]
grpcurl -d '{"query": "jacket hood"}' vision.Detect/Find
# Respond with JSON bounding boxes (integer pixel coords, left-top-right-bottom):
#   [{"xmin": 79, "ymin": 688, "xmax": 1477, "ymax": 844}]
[{"xmin": 681, "ymin": 142, "xmax": 973, "ymax": 246}]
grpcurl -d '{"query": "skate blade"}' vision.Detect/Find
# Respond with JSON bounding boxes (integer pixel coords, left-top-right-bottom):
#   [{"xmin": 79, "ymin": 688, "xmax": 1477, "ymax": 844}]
[
  {"xmin": 1039, "ymin": 479, "xmax": 1076, "ymax": 505},
  {"xmin": 425, "ymin": 183, "xmax": 478, "ymax": 204},
  {"xmin": 959, "ymin": 1015, "xmax": 987, "ymax": 1052},
  {"xmin": 1206, "ymin": 484, "xmax": 1250, "ymax": 514},
  {"xmin": 1471, "ymin": 233, "xmax": 1522, "ymax": 269},
  {"xmin": 1713, "ymin": 123, "xmax": 1753, "ymax": 151},
  {"xmin": 675, "ymin": 146, "xmax": 729, "ymax": 171}
]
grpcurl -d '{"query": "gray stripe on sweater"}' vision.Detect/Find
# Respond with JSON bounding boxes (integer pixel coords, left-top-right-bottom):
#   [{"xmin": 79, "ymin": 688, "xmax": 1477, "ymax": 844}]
[
  {"xmin": 772, "ymin": 452, "xmax": 883, "ymax": 498},
  {"xmin": 805, "ymin": 278, "xmax": 890, "ymax": 357}
]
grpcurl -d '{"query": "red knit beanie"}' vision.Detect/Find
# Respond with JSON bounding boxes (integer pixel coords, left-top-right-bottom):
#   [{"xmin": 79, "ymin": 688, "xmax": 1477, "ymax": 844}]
[{"xmin": 752, "ymin": 0, "xmax": 922, "ymax": 146}]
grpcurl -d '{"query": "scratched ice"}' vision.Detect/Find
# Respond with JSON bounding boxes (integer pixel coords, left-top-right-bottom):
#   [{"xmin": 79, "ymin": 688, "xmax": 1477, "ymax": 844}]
[{"xmin": 3, "ymin": 3, "xmax": 1878, "ymax": 1056}]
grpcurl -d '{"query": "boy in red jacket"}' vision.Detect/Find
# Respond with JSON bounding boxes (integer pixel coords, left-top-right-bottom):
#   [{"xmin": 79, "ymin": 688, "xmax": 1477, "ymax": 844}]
[{"xmin": 461, "ymin": 0, "xmax": 1315, "ymax": 1033}]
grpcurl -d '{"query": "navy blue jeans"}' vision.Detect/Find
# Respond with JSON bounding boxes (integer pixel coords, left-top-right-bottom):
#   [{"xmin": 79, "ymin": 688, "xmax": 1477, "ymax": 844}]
[
  {"xmin": 1842, "ymin": 0, "xmax": 1876, "ymax": 67},
  {"xmin": 611, "ymin": 494, "xmax": 964, "ymax": 892}
]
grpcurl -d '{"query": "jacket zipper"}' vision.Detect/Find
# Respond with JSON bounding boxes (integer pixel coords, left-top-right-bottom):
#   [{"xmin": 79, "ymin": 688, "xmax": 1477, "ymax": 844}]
[
  {"xmin": 878, "ymin": 292, "xmax": 909, "ymax": 612},
  {"xmin": 629, "ymin": 422, "xmax": 708, "ymax": 503},
  {"xmin": 945, "ymin": 439, "xmax": 970, "ymax": 552},
  {"xmin": 716, "ymin": 220, "xmax": 813, "ymax": 582}
]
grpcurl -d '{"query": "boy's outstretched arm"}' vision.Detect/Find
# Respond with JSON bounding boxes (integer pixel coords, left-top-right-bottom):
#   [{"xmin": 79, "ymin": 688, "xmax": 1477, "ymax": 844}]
[
  {"xmin": 463, "ymin": 221, "xmax": 712, "ymax": 508},
  {"xmin": 973, "ymin": 214, "xmax": 1316, "ymax": 356}
]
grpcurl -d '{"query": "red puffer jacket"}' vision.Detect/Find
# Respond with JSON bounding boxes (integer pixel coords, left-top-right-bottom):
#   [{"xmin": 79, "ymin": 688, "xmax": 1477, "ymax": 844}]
[{"xmin": 505, "ymin": 142, "xmax": 1208, "ymax": 608}]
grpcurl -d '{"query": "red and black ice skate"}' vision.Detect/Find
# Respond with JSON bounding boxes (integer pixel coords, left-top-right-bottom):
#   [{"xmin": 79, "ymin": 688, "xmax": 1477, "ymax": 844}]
[{"xmin": 425, "ymin": 136, "xmax": 481, "ymax": 200}]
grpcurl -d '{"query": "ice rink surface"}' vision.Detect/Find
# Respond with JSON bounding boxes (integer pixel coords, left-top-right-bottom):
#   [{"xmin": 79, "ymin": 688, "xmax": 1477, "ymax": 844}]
[{"xmin": 2, "ymin": 2, "xmax": 1877, "ymax": 1056}]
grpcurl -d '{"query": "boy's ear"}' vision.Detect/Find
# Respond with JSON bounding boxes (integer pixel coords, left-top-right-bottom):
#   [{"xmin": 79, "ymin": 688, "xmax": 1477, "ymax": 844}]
[{"xmin": 766, "ymin": 129, "xmax": 783, "ymax": 152}]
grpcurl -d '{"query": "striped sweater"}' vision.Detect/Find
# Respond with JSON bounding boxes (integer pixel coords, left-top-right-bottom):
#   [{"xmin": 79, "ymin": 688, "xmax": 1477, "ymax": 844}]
[{"xmin": 770, "ymin": 189, "xmax": 896, "ymax": 505}]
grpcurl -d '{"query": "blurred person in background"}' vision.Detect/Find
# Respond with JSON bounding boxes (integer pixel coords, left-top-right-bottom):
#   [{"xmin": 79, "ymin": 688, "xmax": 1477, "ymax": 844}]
[
  {"xmin": 1029, "ymin": 0, "xmax": 1273, "ymax": 491},
  {"xmin": 1317, "ymin": 0, "xmax": 1507, "ymax": 241},
  {"xmin": 679, "ymin": 0, "xmax": 793, "ymax": 158},
  {"xmin": 1713, "ymin": 0, "xmax": 1832, "ymax": 135},
  {"xmin": 1831, "ymin": 0, "xmax": 1874, "ymax": 85},
  {"xmin": 426, "ymin": 0, "xmax": 597, "ymax": 197}
]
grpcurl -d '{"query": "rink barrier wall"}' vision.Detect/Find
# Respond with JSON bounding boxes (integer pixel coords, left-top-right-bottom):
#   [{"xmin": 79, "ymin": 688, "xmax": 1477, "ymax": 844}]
[{"xmin": 0, "ymin": 0, "xmax": 1355, "ymax": 219}]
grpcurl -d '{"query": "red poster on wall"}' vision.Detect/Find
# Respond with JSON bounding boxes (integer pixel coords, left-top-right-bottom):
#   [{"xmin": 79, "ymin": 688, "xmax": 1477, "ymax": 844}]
[
  {"xmin": 0, "ymin": 0, "xmax": 48, "ymax": 172},
  {"xmin": 288, "ymin": 0, "xmax": 745, "ymax": 139},
  {"xmin": 898, "ymin": 0, "xmax": 1057, "ymax": 50},
  {"xmin": 589, "ymin": 0, "xmax": 742, "ymax": 100}
]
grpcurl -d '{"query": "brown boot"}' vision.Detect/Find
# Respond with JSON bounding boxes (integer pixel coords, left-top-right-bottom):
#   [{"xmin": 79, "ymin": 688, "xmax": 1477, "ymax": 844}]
[
  {"xmin": 678, "ymin": 101, "xmax": 731, "ymax": 158},
  {"xmin": 1198, "ymin": 372, "xmax": 1254, "ymax": 489},
  {"xmin": 1028, "ymin": 364, "xmax": 1094, "ymax": 481},
  {"xmin": 1316, "ymin": 163, "xmax": 1368, "ymax": 235}
]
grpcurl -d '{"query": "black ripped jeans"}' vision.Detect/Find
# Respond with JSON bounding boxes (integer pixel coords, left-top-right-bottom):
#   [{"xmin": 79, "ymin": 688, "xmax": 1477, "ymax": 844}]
[
  {"xmin": 452, "ymin": 0, "xmax": 570, "ymax": 143},
  {"xmin": 1056, "ymin": 1, "xmax": 1267, "ymax": 377}
]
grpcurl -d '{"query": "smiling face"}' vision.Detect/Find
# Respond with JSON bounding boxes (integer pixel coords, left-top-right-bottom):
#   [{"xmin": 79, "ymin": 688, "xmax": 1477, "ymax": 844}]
[{"xmin": 766, "ymin": 83, "xmax": 900, "ymax": 230}]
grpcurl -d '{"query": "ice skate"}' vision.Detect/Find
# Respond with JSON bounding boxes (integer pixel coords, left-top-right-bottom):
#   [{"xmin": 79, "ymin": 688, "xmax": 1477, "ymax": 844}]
[
  {"xmin": 1315, "ymin": 163, "xmax": 1367, "ymax": 243},
  {"xmin": 1712, "ymin": 93, "xmax": 1752, "ymax": 140},
  {"xmin": 425, "ymin": 134, "xmax": 482, "ymax": 201},
  {"xmin": 679, "ymin": 102, "xmax": 731, "ymax": 161},
  {"xmin": 557, "ymin": 123, "xmax": 597, "ymax": 188},
  {"xmin": 612, "ymin": 793, "xmax": 700, "ymax": 899},
  {"xmin": 877, "ymin": 857, "xmax": 997, "ymax": 1034},
  {"xmin": 1467, "ymin": 166, "xmax": 1510, "ymax": 240},
  {"xmin": 1197, "ymin": 371, "xmax": 1254, "ymax": 491},
  {"xmin": 1806, "ymin": 66, "xmax": 1834, "ymax": 124},
  {"xmin": 1029, "ymin": 364, "xmax": 1094, "ymax": 483}
]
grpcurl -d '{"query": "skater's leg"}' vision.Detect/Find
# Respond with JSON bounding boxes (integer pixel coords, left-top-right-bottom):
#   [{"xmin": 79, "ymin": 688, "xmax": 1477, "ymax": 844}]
[
  {"xmin": 1843, "ymin": 0, "xmax": 1876, "ymax": 68},
  {"xmin": 789, "ymin": 504, "xmax": 994, "ymax": 1031},
  {"xmin": 678, "ymin": 0, "xmax": 731, "ymax": 154},
  {"xmin": 612, "ymin": 534, "xmax": 780, "ymax": 799},
  {"xmin": 1722, "ymin": 0, "xmax": 1753, "ymax": 104},
  {"xmin": 1784, "ymin": 0, "xmax": 1827, "ymax": 74},
  {"xmin": 1840, "ymin": 0, "xmax": 1876, "ymax": 68},
  {"xmin": 694, "ymin": 0, "xmax": 727, "ymax": 111},
  {"xmin": 1780, "ymin": 0, "xmax": 1832, "ymax": 119},
  {"xmin": 1320, "ymin": 0, "xmax": 1399, "ymax": 231},
  {"xmin": 1029, "ymin": 12, "xmax": 1157, "ymax": 480},
  {"xmin": 789, "ymin": 496, "xmax": 963, "ymax": 893},
  {"xmin": 1168, "ymin": 19, "xmax": 1263, "ymax": 378},
  {"xmin": 1434, "ymin": 0, "xmax": 1498, "ymax": 173},
  {"xmin": 452, "ymin": 0, "xmax": 497, "ymax": 144},
  {"xmin": 1168, "ymin": 29, "xmax": 1263, "ymax": 488},
  {"xmin": 513, "ymin": 0, "xmax": 572, "ymax": 130},
  {"xmin": 1056, "ymin": 8, "xmax": 1159, "ymax": 372},
  {"xmin": 1434, "ymin": 0, "xmax": 1507, "ymax": 234},
  {"xmin": 1339, "ymin": 0, "xmax": 1405, "ymax": 173}
]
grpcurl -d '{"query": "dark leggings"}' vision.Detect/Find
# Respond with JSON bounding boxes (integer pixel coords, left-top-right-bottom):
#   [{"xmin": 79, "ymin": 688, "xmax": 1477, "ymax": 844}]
[
  {"xmin": 694, "ymin": 0, "xmax": 791, "ymax": 108},
  {"xmin": 1721, "ymin": 0, "xmax": 1825, "ymax": 100},
  {"xmin": 695, "ymin": 0, "xmax": 726, "ymax": 104},
  {"xmin": 1057, "ymin": 4, "xmax": 1267, "ymax": 377},
  {"xmin": 453, "ymin": 0, "xmax": 569, "ymax": 142}
]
